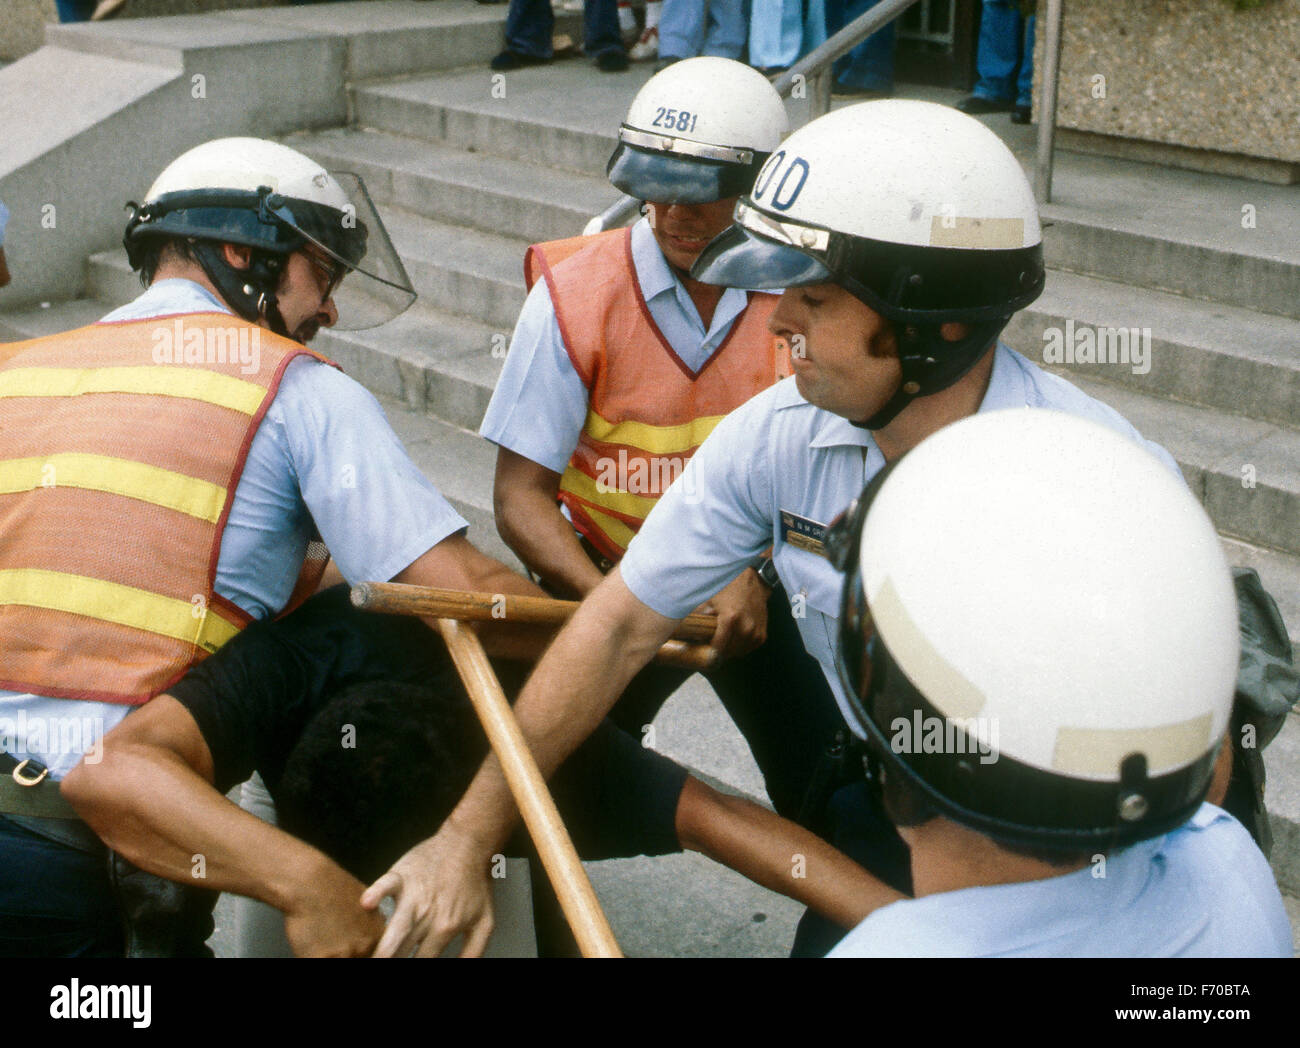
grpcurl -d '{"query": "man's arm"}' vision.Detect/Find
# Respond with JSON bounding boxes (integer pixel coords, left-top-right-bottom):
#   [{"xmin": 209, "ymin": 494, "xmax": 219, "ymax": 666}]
[
  {"xmin": 493, "ymin": 447, "xmax": 606, "ymax": 599},
  {"xmin": 362, "ymin": 566, "xmax": 678, "ymax": 957},
  {"xmin": 675, "ymin": 777, "xmax": 904, "ymax": 929},
  {"xmin": 60, "ymin": 697, "xmax": 383, "ymax": 957}
]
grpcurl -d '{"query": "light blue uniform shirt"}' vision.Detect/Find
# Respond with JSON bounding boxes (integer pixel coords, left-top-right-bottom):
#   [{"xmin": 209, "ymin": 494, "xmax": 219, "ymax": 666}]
[
  {"xmin": 828, "ymin": 804, "xmax": 1294, "ymax": 957},
  {"xmin": 0, "ymin": 280, "xmax": 466, "ymax": 777},
  {"xmin": 479, "ymin": 217, "xmax": 758, "ymax": 473},
  {"xmin": 620, "ymin": 344, "xmax": 1182, "ymax": 728}
]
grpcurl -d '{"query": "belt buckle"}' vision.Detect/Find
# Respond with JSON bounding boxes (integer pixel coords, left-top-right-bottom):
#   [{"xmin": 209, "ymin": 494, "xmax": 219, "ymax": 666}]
[{"xmin": 12, "ymin": 759, "xmax": 49, "ymax": 787}]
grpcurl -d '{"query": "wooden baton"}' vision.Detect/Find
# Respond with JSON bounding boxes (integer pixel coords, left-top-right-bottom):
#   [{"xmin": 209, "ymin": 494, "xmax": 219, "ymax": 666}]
[
  {"xmin": 434, "ymin": 618, "xmax": 622, "ymax": 958},
  {"xmin": 350, "ymin": 582, "xmax": 721, "ymax": 671}
]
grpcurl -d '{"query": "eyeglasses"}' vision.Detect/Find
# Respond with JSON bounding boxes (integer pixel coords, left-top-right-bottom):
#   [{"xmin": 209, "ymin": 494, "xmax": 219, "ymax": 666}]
[{"xmin": 301, "ymin": 247, "xmax": 346, "ymax": 300}]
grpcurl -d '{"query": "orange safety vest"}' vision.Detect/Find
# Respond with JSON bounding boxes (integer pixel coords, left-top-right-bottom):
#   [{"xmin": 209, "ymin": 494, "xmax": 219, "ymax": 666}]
[
  {"xmin": 524, "ymin": 228, "xmax": 790, "ymax": 561},
  {"xmin": 0, "ymin": 313, "xmax": 336, "ymax": 705}
]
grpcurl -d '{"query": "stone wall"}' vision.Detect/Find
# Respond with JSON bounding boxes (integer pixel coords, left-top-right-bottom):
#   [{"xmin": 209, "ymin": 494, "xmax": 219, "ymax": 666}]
[{"xmin": 1044, "ymin": 0, "xmax": 1300, "ymax": 181}]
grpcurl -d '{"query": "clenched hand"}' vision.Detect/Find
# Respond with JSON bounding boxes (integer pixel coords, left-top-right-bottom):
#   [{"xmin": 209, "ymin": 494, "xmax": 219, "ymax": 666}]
[{"xmin": 695, "ymin": 567, "xmax": 770, "ymax": 661}]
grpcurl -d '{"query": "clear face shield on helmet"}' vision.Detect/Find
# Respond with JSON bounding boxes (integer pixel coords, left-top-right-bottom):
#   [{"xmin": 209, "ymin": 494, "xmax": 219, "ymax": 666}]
[{"xmin": 266, "ymin": 172, "xmax": 416, "ymax": 332}]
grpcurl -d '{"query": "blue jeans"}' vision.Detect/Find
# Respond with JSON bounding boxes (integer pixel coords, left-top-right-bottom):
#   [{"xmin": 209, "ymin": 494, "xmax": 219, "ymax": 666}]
[
  {"xmin": 0, "ymin": 814, "xmax": 122, "ymax": 957},
  {"xmin": 505, "ymin": 0, "xmax": 624, "ymax": 58},
  {"xmin": 658, "ymin": 0, "xmax": 747, "ymax": 60},
  {"xmin": 748, "ymin": 0, "xmax": 826, "ymax": 69},
  {"xmin": 824, "ymin": 0, "xmax": 896, "ymax": 93},
  {"xmin": 972, "ymin": 1, "xmax": 1035, "ymax": 107}
]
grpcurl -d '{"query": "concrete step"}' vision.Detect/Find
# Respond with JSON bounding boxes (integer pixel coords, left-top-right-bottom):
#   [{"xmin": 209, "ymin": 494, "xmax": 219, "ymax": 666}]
[
  {"xmin": 385, "ymin": 207, "xmax": 531, "ymax": 332},
  {"xmin": 44, "ymin": 0, "xmax": 564, "ymax": 84},
  {"xmin": 1038, "ymin": 150, "xmax": 1300, "ymax": 321},
  {"xmin": 1004, "ymin": 269, "xmax": 1300, "ymax": 432},
  {"xmin": 353, "ymin": 62, "xmax": 659, "ymax": 177},
  {"xmin": 1058, "ymin": 372, "xmax": 1300, "ymax": 560},
  {"xmin": 284, "ymin": 126, "xmax": 619, "ymax": 244},
  {"xmin": 311, "ymin": 301, "xmax": 503, "ymax": 434}
]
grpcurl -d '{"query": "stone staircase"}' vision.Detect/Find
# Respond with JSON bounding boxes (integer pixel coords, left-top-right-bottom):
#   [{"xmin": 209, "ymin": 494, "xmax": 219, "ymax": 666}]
[{"xmin": 0, "ymin": 4, "xmax": 1296, "ymax": 950}]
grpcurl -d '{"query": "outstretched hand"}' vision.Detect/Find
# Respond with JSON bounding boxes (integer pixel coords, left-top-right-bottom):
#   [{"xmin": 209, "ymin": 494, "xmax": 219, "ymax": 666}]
[{"xmin": 360, "ymin": 822, "xmax": 497, "ymax": 958}]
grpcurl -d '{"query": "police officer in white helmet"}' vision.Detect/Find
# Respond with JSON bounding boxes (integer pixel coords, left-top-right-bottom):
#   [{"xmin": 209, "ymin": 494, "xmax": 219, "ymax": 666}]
[
  {"xmin": 477, "ymin": 59, "xmax": 853, "ymax": 863},
  {"xmin": 824, "ymin": 409, "xmax": 1291, "ymax": 956},
  {"xmin": 0, "ymin": 137, "xmax": 548, "ymax": 957},
  {"xmin": 368, "ymin": 101, "xmax": 1238, "ymax": 958}
]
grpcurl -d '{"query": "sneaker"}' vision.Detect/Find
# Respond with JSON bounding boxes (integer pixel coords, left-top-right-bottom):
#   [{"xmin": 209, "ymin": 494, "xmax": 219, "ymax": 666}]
[
  {"xmin": 596, "ymin": 48, "xmax": 630, "ymax": 72},
  {"xmin": 629, "ymin": 26, "xmax": 658, "ymax": 61},
  {"xmin": 955, "ymin": 95, "xmax": 1013, "ymax": 115},
  {"xmin": 490, "ymin": 49, "xmax": 551, "ymax": 71},
  {"xmin": 1011, "ymin": 104, "xmax": 1032, "ymax": 124}
]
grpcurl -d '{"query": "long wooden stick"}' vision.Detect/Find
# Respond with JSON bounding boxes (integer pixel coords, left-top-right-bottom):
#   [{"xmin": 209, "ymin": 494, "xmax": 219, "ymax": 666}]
[
  {"xmin": 433, "ymin": 618, "xmax": 622, "ymax": 958},
  {"xmin": 351, "ymin": 583, "xmax": 720, "ymax": 672}
]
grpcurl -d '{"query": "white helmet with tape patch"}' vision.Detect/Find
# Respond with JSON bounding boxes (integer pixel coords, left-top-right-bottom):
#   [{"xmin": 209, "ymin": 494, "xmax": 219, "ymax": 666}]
[
  {"xmin": 693, "ymin": 101, "xmax": 1046, "ymax": 427},
  {"xmin": 828, "ymin": 409, "xmax": 1238, "ymax": 851}
]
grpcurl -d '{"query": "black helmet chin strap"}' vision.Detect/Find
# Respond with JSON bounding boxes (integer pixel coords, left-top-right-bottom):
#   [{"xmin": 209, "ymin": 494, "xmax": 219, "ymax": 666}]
[
  {"xmin": 854, "ymin": 318, "xmax": 1009, "ymax": 430},
  {"xmin": 191, "ymin": 241, "xmax": 292, "ymax": 338}
]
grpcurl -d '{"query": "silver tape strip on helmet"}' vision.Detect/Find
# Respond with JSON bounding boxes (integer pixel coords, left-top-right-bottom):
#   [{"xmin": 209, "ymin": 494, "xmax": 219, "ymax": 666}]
[{"xmin": 618, "ymin": 126, "xmax": 755, "ymax": 166}]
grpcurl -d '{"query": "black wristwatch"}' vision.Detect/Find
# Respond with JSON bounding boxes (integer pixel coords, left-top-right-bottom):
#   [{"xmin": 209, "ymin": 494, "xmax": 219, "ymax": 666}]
[{"xmin": 754, "ymin": 556, "xmax": 780, "ymax": 589}]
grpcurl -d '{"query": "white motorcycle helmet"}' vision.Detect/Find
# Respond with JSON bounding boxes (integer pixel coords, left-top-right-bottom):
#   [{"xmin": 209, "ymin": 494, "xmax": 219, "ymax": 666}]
[
  {"xmin": 693, "ymin": 101, "xmax": 1046, "ymax": 428},
  {"xmin": 124, "ymin": 137, "xmax": 415, "ymax": 333},
  {"xmin": 606, "ymin": 57, "xmax": 788, "ymax": 204},
  {"xmin": 827, "ymin": 410, "xmax": 1238, "ymax": 851}
]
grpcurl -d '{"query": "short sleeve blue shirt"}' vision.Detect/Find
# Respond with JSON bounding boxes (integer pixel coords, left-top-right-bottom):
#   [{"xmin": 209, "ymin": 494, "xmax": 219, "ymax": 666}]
[
  {"xmin": 827, "ymin": 805, "xmax": 1293, "ymax": 957},
  {"xmin": 619, "ymin": 344, "xmax": 1183, "ymax": 729}
]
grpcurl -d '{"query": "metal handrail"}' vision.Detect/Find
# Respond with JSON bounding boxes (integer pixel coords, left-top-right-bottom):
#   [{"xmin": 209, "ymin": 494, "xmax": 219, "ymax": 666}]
[{"xmin": 585, "ymin": 0, "xmax": 1063, "ymax": 233}]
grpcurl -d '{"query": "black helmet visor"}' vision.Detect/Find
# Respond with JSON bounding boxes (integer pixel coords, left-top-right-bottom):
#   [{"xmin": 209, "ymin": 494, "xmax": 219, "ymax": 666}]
[
  {"xmin": 607, "ymin": 127, "xmax": 766, "ymax": 204},
  {"xmin": 690, "ymin": 223, "xmax": 832, "ymax": 288}
]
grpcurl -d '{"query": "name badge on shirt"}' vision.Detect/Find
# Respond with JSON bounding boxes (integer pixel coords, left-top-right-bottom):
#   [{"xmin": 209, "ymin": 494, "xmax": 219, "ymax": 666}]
[{"xmin": 779, "ymin": 510, "xmax": 829, "ymax": 558}]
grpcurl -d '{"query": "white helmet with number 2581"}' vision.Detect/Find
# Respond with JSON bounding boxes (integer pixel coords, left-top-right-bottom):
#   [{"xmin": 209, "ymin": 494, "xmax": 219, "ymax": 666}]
[{"xmin": 606, "ymin": 57, "xmax": 788, "ymax": 204}]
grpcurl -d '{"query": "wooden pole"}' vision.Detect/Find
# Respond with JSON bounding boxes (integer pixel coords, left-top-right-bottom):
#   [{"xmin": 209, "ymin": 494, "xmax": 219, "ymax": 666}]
[
  {"xmin": 433, "ymin": 618, "xmax": 622, "ymax": 958},
  {"xmin": 351, "ymin": 583, "xmax": 720, "ymax": 671},
  {"xmin": 351, "ymin": 582, "xmax": 718, "ymax": 643}
]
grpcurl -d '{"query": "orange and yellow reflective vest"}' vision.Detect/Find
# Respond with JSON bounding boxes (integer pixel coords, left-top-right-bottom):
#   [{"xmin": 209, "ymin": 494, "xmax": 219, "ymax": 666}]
[
  {"xmin": 524, "ymin": 227, "xmax": 790, "ymax": 562},
  {"xmin": 0, "ymin": 313, "xmax": 334, "ymax": 705}
]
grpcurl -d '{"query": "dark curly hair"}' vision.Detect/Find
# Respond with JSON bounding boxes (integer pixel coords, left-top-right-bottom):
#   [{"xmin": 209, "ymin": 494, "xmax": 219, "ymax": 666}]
[{"xmin": 275, "ymin": 679, "xmax": 488, "ymax": 883}]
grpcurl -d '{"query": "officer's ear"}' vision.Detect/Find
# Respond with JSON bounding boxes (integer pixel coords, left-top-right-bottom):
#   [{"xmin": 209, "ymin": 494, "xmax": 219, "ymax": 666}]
[
  {"xmin": 939, "ymin": 322, "xmax": 970, "ymax": 342},
  {"xmin": 220, "ymin": 243, "xmax": 254, "ymax": 271}
]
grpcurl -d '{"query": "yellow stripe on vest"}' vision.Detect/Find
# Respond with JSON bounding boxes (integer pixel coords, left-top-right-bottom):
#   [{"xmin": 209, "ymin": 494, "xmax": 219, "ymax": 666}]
[
  {"xmin": 583, "ymin": 409, "xmax": 726, "ymax": 455},
  {"xmin": 560, "ymin": 464, "xmax": 659, "ymax": 521},
  {"xmin": 0, "ymin": 569, "xmax": 241, "ymax": 654},
  {"xmin": 0, "ymin": 366, "xmax": 267, "ymax": 416},
  {"xmin": 0, "ymin": 453, "xmax": 227, "ymax": 524},
  {"xmin": 582, "ymin": 504, "xmax": 638, "ymax": 553}
]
